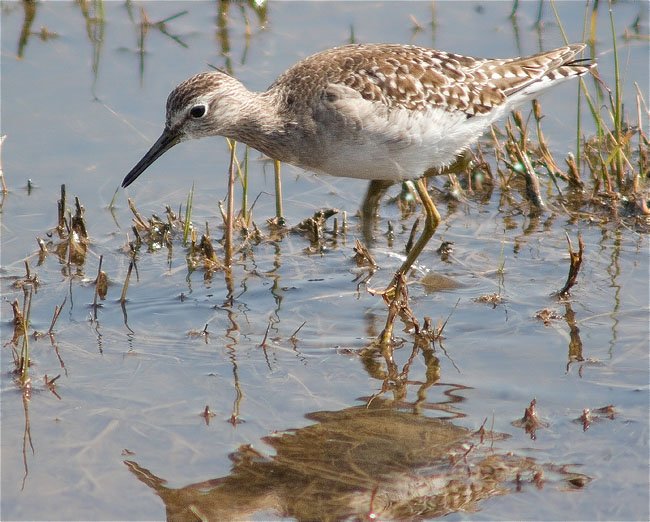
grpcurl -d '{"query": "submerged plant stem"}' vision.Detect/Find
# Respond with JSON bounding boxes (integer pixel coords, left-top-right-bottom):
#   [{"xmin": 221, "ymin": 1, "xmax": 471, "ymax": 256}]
[
  {"xmin": 224, "ymin": 139, "xmax": 236, "ymax": 267},
  {"xmin": 274, "ymin": 159, "xmax": 284, "ymax": 223}
]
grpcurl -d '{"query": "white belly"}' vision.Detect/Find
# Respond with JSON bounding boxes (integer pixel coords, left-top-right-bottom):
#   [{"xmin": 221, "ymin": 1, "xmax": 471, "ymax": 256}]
[{"xmin": 303, "ymin": 88, "xmax": 504, "ymax": 181}]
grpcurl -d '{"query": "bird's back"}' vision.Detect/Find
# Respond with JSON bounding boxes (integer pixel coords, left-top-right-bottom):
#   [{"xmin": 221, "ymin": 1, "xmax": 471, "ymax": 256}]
[
  {"xmin": 269, "ymin": 43, "xmax": 592, "ymax": 117},
  {"xmin": 263, "ymin": 44, "xmax": 593, "ymax": 180}
]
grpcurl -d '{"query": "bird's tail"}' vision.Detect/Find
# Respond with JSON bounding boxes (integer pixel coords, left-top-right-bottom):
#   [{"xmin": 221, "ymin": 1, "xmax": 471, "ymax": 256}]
[{"xmin": 499, "ymin": 44, "xmax": 596, "ymax": 100}]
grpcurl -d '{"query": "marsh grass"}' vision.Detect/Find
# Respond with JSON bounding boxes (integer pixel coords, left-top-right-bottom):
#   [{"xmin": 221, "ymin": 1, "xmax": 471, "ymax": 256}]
[
  {"xmin": 16, "ymin": 291, "xmax": 31, "ymax": 387},
  {"xmin": 469, "ymin": 0, "xmax": 650, "ymax": 229},
  {"xmin": 555, "ymin": 1, "xmax": 648, "ymax": 205},
  {"xmin": 182, "ymin": 183, "xmax": 194, "ymax": 246}
]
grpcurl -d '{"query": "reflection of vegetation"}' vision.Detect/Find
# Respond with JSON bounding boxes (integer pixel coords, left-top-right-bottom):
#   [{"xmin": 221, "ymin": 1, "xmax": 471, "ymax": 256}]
[
  {"xmin": 224, "ymin": 310, "xmax": 244, "ymax": 426},
  {"xmin": 77, "ymin": 0, "xmax": 105, "ymax": 97},
  {"xmin": 13, "ymin": 0, "xmax": 269, "ymax": 84},
  {"xmin": 5, "ymin": 283, "xmax": 67, "ymax": 490},
  {"xmin": 127, "ymin": 6, "xmax": 190, "ymax": 83},
  {"xmin": 126, "ymin": 401, "xmax": 590, "ymax": 520},
  {"xmin": 16, "ymin": 0, "xmax": 36, "ymax": 59},
  {"xmin": 217, "ymin": 0, "xmax": 268, "ymax": 74}
]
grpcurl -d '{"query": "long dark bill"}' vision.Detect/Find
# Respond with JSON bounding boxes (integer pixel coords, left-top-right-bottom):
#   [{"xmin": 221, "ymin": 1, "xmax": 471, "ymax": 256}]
[{"xmin": 121, "ymin": 129, "xmax": 181, "ymax": 188}]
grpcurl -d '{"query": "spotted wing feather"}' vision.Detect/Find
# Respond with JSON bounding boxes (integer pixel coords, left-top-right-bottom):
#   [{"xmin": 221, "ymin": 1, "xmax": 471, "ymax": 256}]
[{"xmin": 271, "ymin": 43, "xmax": 593, "ymax": 118}]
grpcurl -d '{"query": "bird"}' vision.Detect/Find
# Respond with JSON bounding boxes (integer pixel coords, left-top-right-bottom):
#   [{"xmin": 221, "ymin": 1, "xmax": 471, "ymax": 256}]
[{"xmin": 122, "ymin": 43, "xmax": 594, "ymax": 289}]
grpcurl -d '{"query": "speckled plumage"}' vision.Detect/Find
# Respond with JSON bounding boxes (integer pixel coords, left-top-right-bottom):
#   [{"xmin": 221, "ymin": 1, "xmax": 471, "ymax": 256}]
[
  {"xmin": 123, "ymin": 43, "xmax": 594, "ymax": 188},
  {"xmin": 268, "ymin": 43, "xmax": 588, "ymax": 115}
]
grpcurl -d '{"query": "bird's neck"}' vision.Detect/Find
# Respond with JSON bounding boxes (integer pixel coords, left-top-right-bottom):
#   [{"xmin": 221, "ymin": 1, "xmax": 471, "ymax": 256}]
[{"xmin": 219, "ymin": 87, "xmax": 296, "ymax": 164}]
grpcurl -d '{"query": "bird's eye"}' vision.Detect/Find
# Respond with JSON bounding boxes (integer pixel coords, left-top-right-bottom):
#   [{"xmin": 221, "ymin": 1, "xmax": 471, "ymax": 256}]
[{"xmin": 189, "ymin": 105, "xmax": 207, "ymax": 118}]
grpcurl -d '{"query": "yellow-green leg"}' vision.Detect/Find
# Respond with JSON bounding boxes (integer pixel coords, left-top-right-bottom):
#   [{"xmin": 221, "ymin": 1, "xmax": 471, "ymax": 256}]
[
  {"xmin": 395, "ymin": 177, "xmax": 441, "ymax": 277},
  {"xmin": 373, "ymin": 177, "xmax": 441, "ymax": 298}
]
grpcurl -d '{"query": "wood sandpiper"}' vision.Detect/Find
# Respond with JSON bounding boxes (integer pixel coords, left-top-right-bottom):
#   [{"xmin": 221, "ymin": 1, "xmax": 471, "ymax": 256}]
[{"xmin": 122, "ymin": 43, "xmax": 594, "ymax": 288}]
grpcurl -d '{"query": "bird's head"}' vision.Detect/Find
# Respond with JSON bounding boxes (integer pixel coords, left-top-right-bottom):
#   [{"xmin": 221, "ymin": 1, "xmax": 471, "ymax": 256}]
[{"xmin": 122, "ymin": 70, "xmax": 243, "ymax": 188}]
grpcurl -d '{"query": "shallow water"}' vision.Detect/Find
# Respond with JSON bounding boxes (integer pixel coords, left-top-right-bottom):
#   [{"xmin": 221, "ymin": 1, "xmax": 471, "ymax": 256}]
[{"xmin": 1, "ymin": 2, "xmax": 649, "ymax": 521}]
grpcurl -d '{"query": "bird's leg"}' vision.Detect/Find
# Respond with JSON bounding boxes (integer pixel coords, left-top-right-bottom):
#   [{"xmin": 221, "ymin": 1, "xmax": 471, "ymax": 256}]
[
  {"xmin": 398, "ymin": 177, "xmax": 441, "ymax": 275},
  {"xmin": 386, "ymin": 177, "xmax": 441, "ymax": 292},
  {"xmin": 370, "ymin": 177, "xmax": 441, "ymax": 300},
  {"xmin": 360, "ymin": 179, "xmax": 394, "ymax": 244}
]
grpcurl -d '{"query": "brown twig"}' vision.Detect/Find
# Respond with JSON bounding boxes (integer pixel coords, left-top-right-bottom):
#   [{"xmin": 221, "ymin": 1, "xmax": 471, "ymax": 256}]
[
  {"xmin": 92, "ymin": 255, "xmax": 106, "ymax": 310},
  {"xmin": 352, "ymin": 239, "xmax": 378, "ymax": 268},
  {"xmin": 557, "ymin": 232, "xmax": 585, "ymax": 297},
  {"xmin": 224, "ymin": 140, "xmax": 236, "ymax": 267},
  {"xmin": 120, "ymin": 261, "xmax": 134, "ymax": 304},
  {"xmin": 47, "ymin": 296, "xmax": 67, "ymax": 336},
  {"xmin": 289, "ymin": 321, "xmax": 307, "ymax": 345}
]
